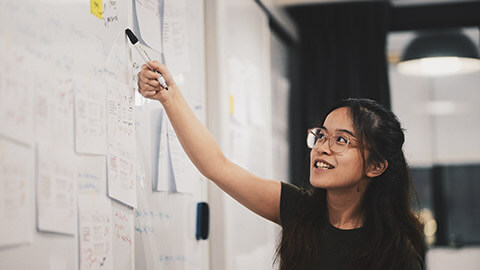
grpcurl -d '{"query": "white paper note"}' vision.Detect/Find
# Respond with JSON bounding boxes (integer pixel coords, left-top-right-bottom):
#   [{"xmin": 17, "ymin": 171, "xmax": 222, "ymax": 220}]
[
  {"xmin": 34, "ymin": 69, "xmax": 75, "ymax": 148},
  {"xmin": 156, "ymin": 111, "xmax": 175, "ymax": 191},
  {"xmin": 77, "ymin": 155, "xmax": 107, "ymax": 196},
  {"xmin": 135, "ymin": 0, "xmax": 164, "ymax": 53},
  {"xmin": 37, "ymin": 142, "xmax": 77, "ymax": 235},
  {"xmin": 228, "ymin": 57, "xmax": 249, "ymax": 126},
  {"xmin": 163, "ymin": 0, "xmax": 191, "ymax": 74},
  {"xmin": 229, "ymin": 126, "xmax": 250, "ymax": 169},
  {"xmin": 0, "ymin": 47, "xmax": 33, "ymax": 145},
  {"xmin": 112, "ymin": 202, "xmax": 134, "ymax": 270},
  {"xmin": 0, "ymin": 138, "xmax": 34, "ymax": 247},
  {"xmin": 167, "ymin": 120, "xmax": 199, "ymax": 194},
  {"xmin": 134, "ymin": 196, "xmax": 190, "ymax": 269},
  {"xmin": 74, "ymin": 75, "xmax": 107, "ymax": 155},
  {"xmin": 245, "ymin": 62, "xmax": 265, "ymax": 127},
  {"xmin": 102, "ymin": 0, "xmax": 121, "ymax": 29},
  {"xmin": 105, "ymin": 33, "xmax": 131, "ymax": 86},
  {"xmin": 106, "ymin": 79, "xmax": 137, "ymax": 207},
  {"xmin": 78, "ymin": 195, "xmax": 113, "ymax": 270}
]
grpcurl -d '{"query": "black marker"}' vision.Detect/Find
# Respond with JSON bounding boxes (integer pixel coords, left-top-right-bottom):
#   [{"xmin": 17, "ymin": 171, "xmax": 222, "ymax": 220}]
[{"xmin": 125, "ymin": 28, "xmax": 168, "ymax": 90}]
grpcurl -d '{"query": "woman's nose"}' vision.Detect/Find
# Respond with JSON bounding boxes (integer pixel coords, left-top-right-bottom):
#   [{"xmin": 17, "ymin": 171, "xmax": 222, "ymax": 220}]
[{"xmin": 313, "ymin": 138, "xmax": 332, "ymax": 154}]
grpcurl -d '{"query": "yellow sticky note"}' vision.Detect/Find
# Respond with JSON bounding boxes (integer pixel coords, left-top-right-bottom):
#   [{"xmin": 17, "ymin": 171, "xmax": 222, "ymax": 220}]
[
  {"xmin": 90, "ymin": 0, "xmax": 103, "ymax": 20},
  {"xmin": 229, "ymin": 94, "xmax": 234, "ymax": 115}
]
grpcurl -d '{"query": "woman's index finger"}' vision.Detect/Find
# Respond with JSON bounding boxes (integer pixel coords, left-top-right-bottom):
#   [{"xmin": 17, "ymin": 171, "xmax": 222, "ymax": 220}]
[{"xmin": 142, "ymin": 68, "xmax": 160, "ymax": 80}]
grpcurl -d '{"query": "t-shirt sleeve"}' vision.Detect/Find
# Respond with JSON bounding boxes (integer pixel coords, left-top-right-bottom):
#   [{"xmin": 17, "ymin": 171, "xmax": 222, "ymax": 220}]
[{"xmin": 280, "ymin": 182, "xmax": 309, "ymax": 227}]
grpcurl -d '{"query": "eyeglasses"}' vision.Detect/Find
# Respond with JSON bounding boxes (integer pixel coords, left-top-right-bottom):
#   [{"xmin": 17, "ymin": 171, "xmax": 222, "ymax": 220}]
[{"xmin": 306, "ymin": 127, "xmax": 357, "ymax": 154}]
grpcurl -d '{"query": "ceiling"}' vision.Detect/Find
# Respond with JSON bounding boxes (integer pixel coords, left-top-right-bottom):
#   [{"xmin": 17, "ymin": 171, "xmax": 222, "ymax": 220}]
[{"xmin": 279, "ymin": 0, "xmax": 480, "ymax": 31}]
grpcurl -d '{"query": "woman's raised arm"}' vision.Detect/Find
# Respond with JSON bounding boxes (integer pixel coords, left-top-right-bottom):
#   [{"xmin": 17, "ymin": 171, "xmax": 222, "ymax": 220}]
[{"xmin": 137, "ymin": 61, "xmax": 281, "ymax": 224}]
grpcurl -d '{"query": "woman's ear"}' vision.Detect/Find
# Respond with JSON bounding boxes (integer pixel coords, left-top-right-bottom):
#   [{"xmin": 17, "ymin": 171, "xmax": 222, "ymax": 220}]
[{"xmin": 366, "ymin": 160, "xmax": 388, "ymax": 178}]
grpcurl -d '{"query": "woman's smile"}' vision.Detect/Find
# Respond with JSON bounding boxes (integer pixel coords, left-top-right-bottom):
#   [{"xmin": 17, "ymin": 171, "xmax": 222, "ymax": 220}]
[{"xmin": 312, "ymin": 158, "xmax": 335, "ymax": 174}]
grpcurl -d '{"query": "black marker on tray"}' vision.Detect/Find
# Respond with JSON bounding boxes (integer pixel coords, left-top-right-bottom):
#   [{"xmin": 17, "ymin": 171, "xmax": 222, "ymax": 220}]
[{"xmin": 125, "ymin": 28, "xmax": 168, "ymax": 90}]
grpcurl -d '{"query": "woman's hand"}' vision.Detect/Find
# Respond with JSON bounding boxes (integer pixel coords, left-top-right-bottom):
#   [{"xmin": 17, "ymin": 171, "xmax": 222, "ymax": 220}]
[{"xmin": 137, "ymin": 61, "xmax": 177, "ymax": 105}]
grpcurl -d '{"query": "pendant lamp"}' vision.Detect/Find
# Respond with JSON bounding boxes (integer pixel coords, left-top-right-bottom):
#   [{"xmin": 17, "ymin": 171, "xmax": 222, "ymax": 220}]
[{"xmin": 397, "ymin": 29, "xmax": 480, "ymax": 76}]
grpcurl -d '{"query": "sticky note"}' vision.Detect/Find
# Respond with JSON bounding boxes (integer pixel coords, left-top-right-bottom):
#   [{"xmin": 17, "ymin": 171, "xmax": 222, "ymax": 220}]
[
  {"xmin": 229, "ymin": 94, "xmax": 234, "ymax": 115},
  {"xmin": 90, "ymin": 0, "xmax": 103, "ymax": 19}
]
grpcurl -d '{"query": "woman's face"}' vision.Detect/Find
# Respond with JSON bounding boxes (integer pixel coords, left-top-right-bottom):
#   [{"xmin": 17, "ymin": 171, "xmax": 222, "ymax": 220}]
[{"xmin": 309, "ymin": 107, "xmax": 366, "ymax": 189}]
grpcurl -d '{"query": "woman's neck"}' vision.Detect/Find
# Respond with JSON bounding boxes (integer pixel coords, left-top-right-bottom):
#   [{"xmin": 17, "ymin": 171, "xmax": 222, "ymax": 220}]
[{"xmin": 326, "ymin": 186, "xmax": 365, "ymax": 230}]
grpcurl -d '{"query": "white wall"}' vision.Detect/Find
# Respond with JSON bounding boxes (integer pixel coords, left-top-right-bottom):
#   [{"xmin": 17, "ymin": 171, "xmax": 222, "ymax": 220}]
[
  {"xmin": 205, "ymin": 0, "xmax": 293, "ymax": 269},
  {"xmin": 390, "ymin": 69, "xmax": 434, "ymax": 167},
  {"xmin": 427, "ymin": 247, "xmax": 480, "ymax": 270},
  {"xmin": 390, "ymin": 66, "xmax": 480, "ymax": 167}
]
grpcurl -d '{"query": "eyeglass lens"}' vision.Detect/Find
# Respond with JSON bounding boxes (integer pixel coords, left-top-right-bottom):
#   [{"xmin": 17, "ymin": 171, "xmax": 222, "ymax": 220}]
[{"xmin": 306, "ymin": 128, "xmax": 349, "ymax": 153}]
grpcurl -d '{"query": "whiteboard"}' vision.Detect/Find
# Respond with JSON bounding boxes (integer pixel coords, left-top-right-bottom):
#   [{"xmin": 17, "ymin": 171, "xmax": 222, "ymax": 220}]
[{"xmin": 0, "ymin": 0, "xmax": 208, "ymax": 269}]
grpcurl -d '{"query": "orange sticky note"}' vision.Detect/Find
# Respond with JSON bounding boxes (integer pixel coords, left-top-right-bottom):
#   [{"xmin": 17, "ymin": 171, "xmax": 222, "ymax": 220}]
[{"xmin": 90, "ymin": 0, "xmax": 103, "ymax": 19}]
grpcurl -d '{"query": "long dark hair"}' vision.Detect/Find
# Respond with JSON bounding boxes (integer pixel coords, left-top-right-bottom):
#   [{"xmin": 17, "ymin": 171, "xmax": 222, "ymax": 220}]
[{"xmin": 276, "ymin": 98, "xmax": 425, "ymax": 269}]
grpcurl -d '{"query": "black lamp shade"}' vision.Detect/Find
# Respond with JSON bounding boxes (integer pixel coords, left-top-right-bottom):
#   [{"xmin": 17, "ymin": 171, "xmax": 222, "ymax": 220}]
[{"xmin": 402, "ymin": 31, "xmax": 480, "ymax": 61}]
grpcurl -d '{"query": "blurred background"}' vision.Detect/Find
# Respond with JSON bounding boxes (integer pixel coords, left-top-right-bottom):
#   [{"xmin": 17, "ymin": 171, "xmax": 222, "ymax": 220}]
[{"xmin": 278, "ymin": 0, "xmax": 480, "ymax": 269}]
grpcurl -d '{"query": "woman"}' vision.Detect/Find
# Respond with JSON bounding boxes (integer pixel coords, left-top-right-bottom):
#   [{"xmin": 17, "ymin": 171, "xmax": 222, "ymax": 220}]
[{"xmin": 137, "ymin": 62, "xmax": 425, "ymax": 270}]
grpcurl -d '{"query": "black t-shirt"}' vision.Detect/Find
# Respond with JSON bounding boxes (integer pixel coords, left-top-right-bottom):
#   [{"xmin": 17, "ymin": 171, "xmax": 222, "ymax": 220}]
[{"xmin": 279, "ymin": 182, "xmax": 423, "ymax": 270}]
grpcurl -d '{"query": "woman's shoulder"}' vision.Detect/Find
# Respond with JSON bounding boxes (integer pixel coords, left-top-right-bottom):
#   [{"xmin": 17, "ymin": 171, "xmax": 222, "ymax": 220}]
[
  {"xmin": 279, "ymin": 182, "xmax": 314, "ymax": 226},
  {"xmin": 280, "ymin": 182, "xmax": 312, "ymax": 205}
]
